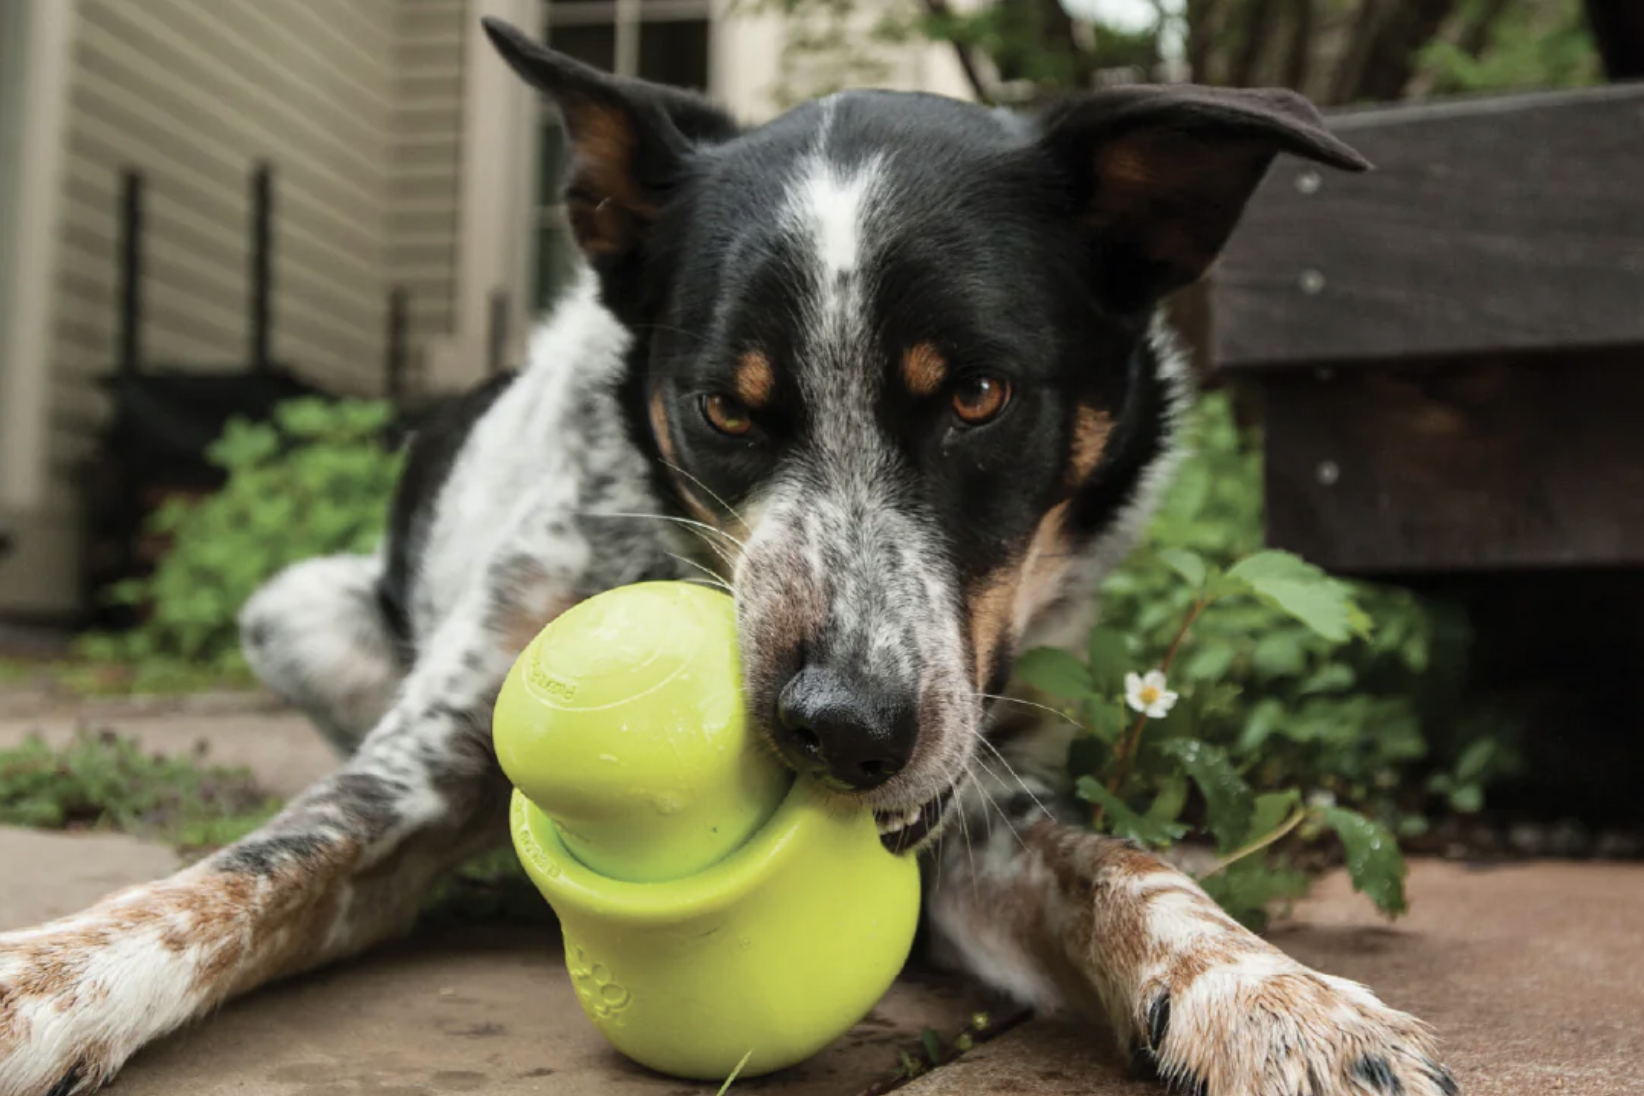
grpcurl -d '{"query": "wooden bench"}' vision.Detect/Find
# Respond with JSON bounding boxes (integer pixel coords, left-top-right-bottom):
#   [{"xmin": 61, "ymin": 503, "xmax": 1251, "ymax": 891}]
[{"xmin": 1212, "ymin": 83, "xmax": 1644, "ymax": 575}]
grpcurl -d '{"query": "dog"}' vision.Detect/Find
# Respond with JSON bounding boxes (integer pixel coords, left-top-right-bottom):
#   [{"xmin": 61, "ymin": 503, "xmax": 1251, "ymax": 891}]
[{"xmin": 0, "ymin": 18, "xmax": 1457, "ymax": 1096}]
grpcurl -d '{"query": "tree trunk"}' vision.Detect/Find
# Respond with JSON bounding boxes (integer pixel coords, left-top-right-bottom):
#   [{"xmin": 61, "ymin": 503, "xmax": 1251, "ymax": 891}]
[
  {"xmin": 1229, "ymin": 0, "xmax": 1281, "ymax": 86},
  {"xmin": 1186, "ymin": 0, "xmax": 1225, "ymax": 83},
  {"xmin": 1349, "ymin": 0, "xmax": 1464, "ymax": 102},
  {"xmin": 919, "ymin": 0, "xmax": 994, "ymax": 102},
  {"xmin": 1281, "ymin": 0, "xmax": 1314, "ymax": 91}
]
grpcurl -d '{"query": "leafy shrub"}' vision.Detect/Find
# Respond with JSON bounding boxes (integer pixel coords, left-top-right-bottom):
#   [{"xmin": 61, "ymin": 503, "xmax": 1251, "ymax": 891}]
[
  {"xmin": 1018, "ymin": 392, "xmax": 1519, "ymax": 928},
  {"xmin": 0, "ymin": 729, "xmax": 278, "ymax": 853},
  {"xmin": 79, "ymin": 399, "xmax": 403, "ymax": 687}
]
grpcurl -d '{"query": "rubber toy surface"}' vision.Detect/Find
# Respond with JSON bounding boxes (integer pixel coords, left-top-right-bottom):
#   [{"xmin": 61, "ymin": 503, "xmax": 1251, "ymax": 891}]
[{"xmin": 493, "ymin": 581, "xmax": 921, "ymax": 1080}]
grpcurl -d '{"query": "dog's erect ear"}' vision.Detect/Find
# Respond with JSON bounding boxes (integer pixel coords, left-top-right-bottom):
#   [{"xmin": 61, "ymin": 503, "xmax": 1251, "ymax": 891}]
[
  {"xmin": 481, "ymin": 17, "xmax": 739, "ymax": 263},
  {"xmin": 1036, "ymin": 85, "xmax": 1368, "ymax": 310}
]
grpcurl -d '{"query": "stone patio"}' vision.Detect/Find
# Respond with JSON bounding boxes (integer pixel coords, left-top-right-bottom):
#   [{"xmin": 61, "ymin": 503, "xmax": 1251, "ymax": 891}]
[{"xmin": 3, "ymin": 699, "xmax": 1642, "ymax": 1095}]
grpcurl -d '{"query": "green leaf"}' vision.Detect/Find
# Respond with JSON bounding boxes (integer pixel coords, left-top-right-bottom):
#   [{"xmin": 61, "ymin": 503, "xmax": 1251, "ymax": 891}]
[
  {"xmin": 1014, "ymin": 647, "xmax": 1091, "ymax": 702},
  {"xmin": 1085, "ymin": 627, "xmax": 1132, "ymax": 696},
  {"xmin": 1448, "ymin": 784, "xmax": 1484, "ymax": 814},
  {"xmin": 1178, "ymin": 642, "xmax": 1236, "ymax": 682},
  {"xmin": 1200, "ymin": 857, "xmax": 1312, "ymax": 931},
  {"xmin": 920, "ymin": 1028, "xmax": 944, "ymax": 1067},
  {"xmin": 1298, "ymin": 662, "xmax": 1356, "ymax": 695},
  {"xmin": 1251, "ymin": 629, "xmax": 1309, "ymax": 679},
  {"xmin": 1160, "ymin": 739, "xmax": 1253, "ymax": 853},
  {"xmin": 1455, "ymin": 738, "xmax": 1497, "ymax": 783},
  {"xmin": 1247, "ymin": 789, "xmax": 1302, "ymax": 844},
  {"xmin": 1079, "ymin": 697, "xmax": 1127, "ymax": 745},
  {"xmin": 1145, "ymin": 774, "xmax": 1190, "ymax": 826},
  {"xmin": 1076, "ymin": 777, "xmax": 1185, "ymax": 847},
  {"xmin": 1224, "ymin": 550, "xmax": 1370, "ymax": 644},
  {"xmin": 1320, "ymin": 807, "xmax": 1408, "ymax": 917},
  {"xmin": 1237, "ymin": 697, "xmax": 1288, "ymax": 754},
  {"xmin": 1157, "ymin": 548, "xmax": 1207, "ymax": 591}
]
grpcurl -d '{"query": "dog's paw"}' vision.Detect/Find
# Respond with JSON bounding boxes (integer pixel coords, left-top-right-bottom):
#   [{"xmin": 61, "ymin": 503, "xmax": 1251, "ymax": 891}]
[
  {"xmin": 0, "ymin": 930, "xmax": 137, "ymax": 1096},
  {"xmin": 1135, "ymin": 955, "xmax": 1457, "ymax": 1096}
]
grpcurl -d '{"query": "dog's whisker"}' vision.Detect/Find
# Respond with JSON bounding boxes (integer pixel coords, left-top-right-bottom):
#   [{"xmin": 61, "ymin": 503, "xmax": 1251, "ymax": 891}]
[
  {"xmin": 966, "ymin": 754, "xmax": 1029, "ymax": 854},
  {"xmin": 665, "ymin": 552, "xmax": 733, "ymax": 593},
  {"xmin": 577, "ymin": 509, "xmax": 748, "ymax": 551},
  {"xmin": 957, "ymin": 765, "xmax": 981, "ymax": 904},
  {"xmin": 975, "ymin": 690, "xmax": 1089, "ymax": 734},
  {"xmin": 969, "ymin": 728, "xmax": 1053, "ymax": 824},
  {"xmin": 688, "ymin": 529, "xmax": 741, "ymax": 573},
  {"xmin": 630, "ymin": 320, "xmax": 712, "ymax": 348},
  {"xmin": 656, "ymin": 458, "xmax": 748, "ymax": 528}
]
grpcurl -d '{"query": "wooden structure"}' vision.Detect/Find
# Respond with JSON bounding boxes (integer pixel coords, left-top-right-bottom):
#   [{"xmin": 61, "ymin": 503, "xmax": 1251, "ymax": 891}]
[
  {"xmin": 1213, "ymin": 83, "xmax": 1644, "ymax": 573},
  {"xmin": 1212, "ymin": 0, "xmax": 1644, "ymax": 579},
  {"xmin": 1209, "ymin": 3, "xmax": 1644, "ymax": 820}
]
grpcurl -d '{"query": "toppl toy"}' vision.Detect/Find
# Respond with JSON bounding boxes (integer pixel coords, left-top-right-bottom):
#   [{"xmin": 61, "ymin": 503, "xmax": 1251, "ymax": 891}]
[{"xmin": 493, "ymin": 581, "xmax": 922, "ymax": 1080}]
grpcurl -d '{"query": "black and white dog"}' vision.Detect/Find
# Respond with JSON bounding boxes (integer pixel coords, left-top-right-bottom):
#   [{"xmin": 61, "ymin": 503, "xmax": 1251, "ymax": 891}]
[{"xmin": 0, "ymin": 19, "xmax": 1456, "ymax": 1096}]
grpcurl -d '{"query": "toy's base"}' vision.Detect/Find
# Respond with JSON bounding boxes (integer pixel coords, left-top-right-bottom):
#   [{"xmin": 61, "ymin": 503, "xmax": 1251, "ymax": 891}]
[{"xmin": 510, "ymin": 781, "xmax": 921, "ymax": 1080}]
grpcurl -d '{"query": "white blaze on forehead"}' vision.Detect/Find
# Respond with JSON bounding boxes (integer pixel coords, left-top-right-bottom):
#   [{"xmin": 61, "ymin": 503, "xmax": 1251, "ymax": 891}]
[
  {"xmin": 778, "ymin": 125, "xmax": 894, "ymax": 465},
  {"xmin": 779, "ymin": 104, "xmax": 890, "ymax": 350},
  {"xmin": 793, "ymin": 161, "xmax": 874, "ymax": 278}
]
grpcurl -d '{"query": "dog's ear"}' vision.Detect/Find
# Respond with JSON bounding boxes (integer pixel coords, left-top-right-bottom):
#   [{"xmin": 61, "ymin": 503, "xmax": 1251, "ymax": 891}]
[
  {"xmin": 481, "ymin": 17, "xmax": 739, "ymax": 264},
  {"xmin": 1035, "ymin": 85, "xmax": 1368, "ymax": 310}
]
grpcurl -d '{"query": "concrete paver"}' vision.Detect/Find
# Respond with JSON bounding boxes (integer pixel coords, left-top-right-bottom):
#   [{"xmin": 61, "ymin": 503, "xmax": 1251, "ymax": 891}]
[
  {"xmin": 0, "ymin": 828, "xmax": 179, "ymax": 927},
  {"xmin": 900, "ymin": 860, "xmax": 1644, "ymax": 1096},
  {"xmin": 4, "ymin": 701, "xmax": 1642, "ymax": 1094}
]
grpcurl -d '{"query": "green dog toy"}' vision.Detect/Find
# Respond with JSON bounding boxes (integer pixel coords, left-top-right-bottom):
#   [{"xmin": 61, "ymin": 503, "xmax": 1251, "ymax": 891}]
[{"xmin": 493, "ymin": 581, "xmax": 921, "ymax": 1080}]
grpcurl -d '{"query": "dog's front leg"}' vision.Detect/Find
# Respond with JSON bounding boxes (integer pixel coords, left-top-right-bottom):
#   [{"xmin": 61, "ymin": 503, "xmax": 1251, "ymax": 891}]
[
  {"xmin": 929, "ymin": 795, "xmax": 1458, "ymax": 1095},
  {"xmin": 0, "ymin": 545, "xmax": 583, "ymax": 1096}
]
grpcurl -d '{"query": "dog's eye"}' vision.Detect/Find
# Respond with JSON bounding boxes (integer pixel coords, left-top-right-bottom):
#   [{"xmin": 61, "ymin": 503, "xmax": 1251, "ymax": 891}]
[
  {"xmin": 701, "ymin": 394, "xmax": 754, "ymax": 437},
  {"xmin": 952, "ymin": 376, "xmax": 1011, "ymax": 426}
]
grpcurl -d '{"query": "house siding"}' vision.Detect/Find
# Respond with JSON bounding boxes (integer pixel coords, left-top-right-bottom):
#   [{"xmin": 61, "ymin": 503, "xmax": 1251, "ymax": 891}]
[
  {"xmin": 390, "ymin": 0, "xmax": 469, "ymax": 383},
  {"xmin": 2, "ymin": 0, "xmax": 474, "ymax": 618}
]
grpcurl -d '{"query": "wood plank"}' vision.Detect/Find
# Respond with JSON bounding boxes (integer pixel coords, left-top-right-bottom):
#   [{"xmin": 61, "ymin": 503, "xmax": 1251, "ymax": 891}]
[
  {"xmin": 1260, "ymin": 349, "xmax": 1644, "ymax": 572},
  {"xmin": 1213, "ymin": 85, "xmax": 1644, "ymax": 370}
]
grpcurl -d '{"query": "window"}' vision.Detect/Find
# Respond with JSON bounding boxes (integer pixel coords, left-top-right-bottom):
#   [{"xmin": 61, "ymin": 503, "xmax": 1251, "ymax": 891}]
[{"xmin": 530, "ymin": 0, "xmax": 712, "ymax": 313}]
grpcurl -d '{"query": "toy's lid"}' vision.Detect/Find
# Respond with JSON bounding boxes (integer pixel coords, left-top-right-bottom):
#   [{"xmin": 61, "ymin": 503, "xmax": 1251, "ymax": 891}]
[{"xmin": 493, "ymin": 582, "xmax": 791, "ymax": 883}]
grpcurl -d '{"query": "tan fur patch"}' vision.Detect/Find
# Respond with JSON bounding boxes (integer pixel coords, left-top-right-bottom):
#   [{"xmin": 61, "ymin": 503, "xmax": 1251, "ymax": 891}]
[
  {"xmin": 1068, "ymin": 405, "xmax": 1114, "ymax": 486},
  {"xmin": 648, "ymin": 391, "xmax": 719, "ymax": 527},
  {"xmin": 564, "ymin": 103, "xmax": 655, "ymax": 257},
  {"xmin": 733, "ymin": 350, "xmax": 776, "ymax": 408},
  {"xmin": 901, "ymin": 343, "xmax": 948, "ymax": 399},
  {"xmin": 966, "ymin": 566, "xmax": 1021, "ymax": 688},
  {"xmin": 966, "ymin": 401, "xmax": 1111, "ymax": 685},
  {"xmin": 966, "ymin": 501, "xmax": 1075, "ymax": 689}
]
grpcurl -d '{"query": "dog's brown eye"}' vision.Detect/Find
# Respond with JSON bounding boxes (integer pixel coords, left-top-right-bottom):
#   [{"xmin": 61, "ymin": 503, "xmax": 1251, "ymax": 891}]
[
  {"xmin": 952, "ymin": 376, "xmax": 1011, "ymax": 426},
  {"xmin": 702, "ymin": 394, "xmax": 754, "ymax": 436}
]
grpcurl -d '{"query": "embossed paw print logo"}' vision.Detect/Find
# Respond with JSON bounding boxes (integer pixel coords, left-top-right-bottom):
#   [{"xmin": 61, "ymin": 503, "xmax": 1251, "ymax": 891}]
[{"xmin": 568, "ymin": 944, "xmax": 631, "ymax": 1022}]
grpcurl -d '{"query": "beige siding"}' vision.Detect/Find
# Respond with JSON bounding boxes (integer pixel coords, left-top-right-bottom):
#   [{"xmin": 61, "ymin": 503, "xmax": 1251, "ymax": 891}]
[
  {"xmin": 391, "ymin": 0, "xmax": 468, "ymax": 382},
  {"xmin": 48, "ymin": 0, "xmax": 399, "ymax": 484}
]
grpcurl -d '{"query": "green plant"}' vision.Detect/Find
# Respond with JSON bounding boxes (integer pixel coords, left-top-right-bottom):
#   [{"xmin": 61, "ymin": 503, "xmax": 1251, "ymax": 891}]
[
  {"xmin": 1421, "ymin": 0, "xmax": 1601, "ymax": 95},
  {"xmin": 79, "ymin": 399, "xmax": 403, "ymax": 689},
  {"xmin": 0, "ymin": 729, "xmax": 280, "ymax": 854},
  {"xmin": 1014, "ymin": 393, "xmax": 1518, "ymax": 929}
]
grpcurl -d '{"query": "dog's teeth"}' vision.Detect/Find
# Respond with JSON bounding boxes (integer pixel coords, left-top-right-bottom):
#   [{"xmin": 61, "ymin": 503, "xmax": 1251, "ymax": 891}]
[
  {"xmin": 877, "ymin": 814, "xmax": 905, "ymax": 835},
  {"xmin": 904, "ymin": 806, "xmax": 922, "ymax": 827}
]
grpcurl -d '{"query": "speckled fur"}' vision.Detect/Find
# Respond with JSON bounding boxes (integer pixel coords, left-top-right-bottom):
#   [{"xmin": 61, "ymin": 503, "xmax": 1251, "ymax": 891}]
[{"xmin": 0, "ymin": 23, "xmax": 1455, "ymax": 1096}]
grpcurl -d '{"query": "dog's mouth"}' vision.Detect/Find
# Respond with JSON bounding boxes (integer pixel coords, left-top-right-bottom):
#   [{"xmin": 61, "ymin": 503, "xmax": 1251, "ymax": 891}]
[{"xmin": 874, "ymin": 785, "xmax": 957, "ymax": 855}]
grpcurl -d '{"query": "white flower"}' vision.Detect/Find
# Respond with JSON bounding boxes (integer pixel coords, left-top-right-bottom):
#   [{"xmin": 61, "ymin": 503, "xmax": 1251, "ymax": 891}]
[{"xmin": 1124, "ymin": 669, "xmax": 1178, "ymax": 718}]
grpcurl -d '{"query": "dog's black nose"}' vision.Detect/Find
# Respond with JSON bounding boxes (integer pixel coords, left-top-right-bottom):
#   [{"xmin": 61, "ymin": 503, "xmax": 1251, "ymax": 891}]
[{"xmin": 774, "ymin": 666, "xmax": 916, "ymax": 792}]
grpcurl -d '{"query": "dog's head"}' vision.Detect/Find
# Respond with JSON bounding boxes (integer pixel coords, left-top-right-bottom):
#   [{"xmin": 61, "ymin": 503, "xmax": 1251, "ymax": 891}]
[{"xmin": 485, "ymin": 19, "xmax": 1366, "ymax": 849}]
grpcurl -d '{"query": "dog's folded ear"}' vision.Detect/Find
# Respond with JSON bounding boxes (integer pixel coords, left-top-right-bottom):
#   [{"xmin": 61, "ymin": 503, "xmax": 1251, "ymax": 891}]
[
  {"xmin": 1035, "ymin": 85, "xmax": 1369, "ymax": 311},
  {"xmin": 481, "ymin": 17, "xmax": 739, "ymax": 265}
]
